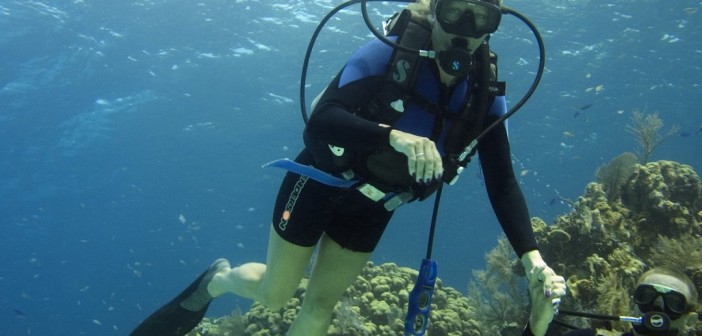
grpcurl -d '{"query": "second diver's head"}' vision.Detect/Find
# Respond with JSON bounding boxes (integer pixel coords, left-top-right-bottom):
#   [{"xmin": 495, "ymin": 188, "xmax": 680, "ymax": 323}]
[
  {"xmin": 631, "ymin": 268, "xmax": 699, "ymax": 336},
  {"xmin": 428, "ymin": 0, "xmax": 502, "ymax": 77}
]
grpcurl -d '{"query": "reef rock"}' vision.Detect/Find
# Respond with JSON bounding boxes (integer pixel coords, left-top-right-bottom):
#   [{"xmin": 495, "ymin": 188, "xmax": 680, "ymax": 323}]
[
  {"xmin": 190, "ymin": 262, "xmax": 481, "ymax": 336},
  {"xmin": 533, "ymin": 160, "xmax": 702, "ymax": 332}
]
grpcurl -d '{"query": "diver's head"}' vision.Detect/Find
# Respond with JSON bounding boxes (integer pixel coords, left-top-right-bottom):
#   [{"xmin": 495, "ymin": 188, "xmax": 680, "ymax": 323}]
[
  {"xmin": 428, "ymin": 0, "xmax": 502, "ymax": 76},
  {"xmin": 631, "ymin": 268, "xmax": 699, "ymax": 335}
]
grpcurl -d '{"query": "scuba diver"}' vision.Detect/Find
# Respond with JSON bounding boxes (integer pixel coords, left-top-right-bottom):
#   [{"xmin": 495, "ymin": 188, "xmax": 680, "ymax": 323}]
[
  {"xmin": 526, "ymin": 267, "xmax": 700, "ymax": 336},
  {"xmin": 130, "ymin": 0, "xmax": 566, "ymax": 335}
]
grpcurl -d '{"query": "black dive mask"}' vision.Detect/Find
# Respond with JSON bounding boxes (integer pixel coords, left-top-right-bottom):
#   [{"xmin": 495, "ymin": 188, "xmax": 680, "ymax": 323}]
[
  {"xmin": 438, "ymin": 37, "xmax": 472, "ymax": 77},
  {"xmin": 435, "ymin": 0, "xmax": 502, "ymax": 38},
  {"xmin": 634, "ymin": 284, "xmax": 689, "ymax": 321}
]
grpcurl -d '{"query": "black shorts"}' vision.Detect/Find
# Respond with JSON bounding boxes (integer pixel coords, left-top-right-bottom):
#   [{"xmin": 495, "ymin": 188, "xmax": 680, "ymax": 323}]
[{"xmin": 271, "ymin": 151, "xmax": 393, "ymax": 253}]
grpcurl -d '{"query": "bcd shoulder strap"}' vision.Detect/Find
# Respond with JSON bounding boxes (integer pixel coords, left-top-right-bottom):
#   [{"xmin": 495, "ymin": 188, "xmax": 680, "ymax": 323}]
[
  {"xmin": 441, "ymin": 42, "xmax": 506, "ymax": 185},
  {"xmin": 385, "ymin": 9, "xmax": 432, "ymax": 89},
  {"xmin": 363, "ymin": 10, "xmax": 433, "ymax": 125}
]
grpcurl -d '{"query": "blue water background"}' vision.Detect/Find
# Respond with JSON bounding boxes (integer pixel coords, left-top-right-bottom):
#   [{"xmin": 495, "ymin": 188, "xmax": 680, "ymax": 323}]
[{"xmin": 1, "ymin": 0, "xmax": 700, "ymax": 334}]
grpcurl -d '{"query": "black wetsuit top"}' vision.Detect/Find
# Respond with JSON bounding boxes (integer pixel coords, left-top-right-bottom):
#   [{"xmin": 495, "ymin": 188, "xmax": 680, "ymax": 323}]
[{"xmin": 303, "ymin": 37, "xmax": 538, "ymax": 257}]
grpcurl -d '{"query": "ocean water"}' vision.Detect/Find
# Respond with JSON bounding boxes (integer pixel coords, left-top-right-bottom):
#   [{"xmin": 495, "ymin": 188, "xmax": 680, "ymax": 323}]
[{"xmin": 1, "ymin": 0, "xmax": 700, "ymax": 335}]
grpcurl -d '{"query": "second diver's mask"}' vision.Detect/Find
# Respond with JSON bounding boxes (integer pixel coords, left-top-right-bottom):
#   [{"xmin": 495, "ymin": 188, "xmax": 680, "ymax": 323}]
[
  {"xmin": 630, "ymin": 283, "xmax": 690, "ymax": 335},
  {"xmin": 634, "ymin": 283, "xmax": 689, "ymax": 321},
  {"xmin": 432, "ymin": 0, "xmax": 502, "ymax": 77}
]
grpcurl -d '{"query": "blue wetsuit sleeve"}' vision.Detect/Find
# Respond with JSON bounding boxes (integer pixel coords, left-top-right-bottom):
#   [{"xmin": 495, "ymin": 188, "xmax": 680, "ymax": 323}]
[
  {"xmin": 489, "ymin": 95, "xmax": 507, "ymax": 117},
  {"xmin": 490, "ymin": 95, "xmax": 509, "ymax": 133},
  {"xmin": 477, "ymin": 116, "xmax": 537, "ymax": 258}
]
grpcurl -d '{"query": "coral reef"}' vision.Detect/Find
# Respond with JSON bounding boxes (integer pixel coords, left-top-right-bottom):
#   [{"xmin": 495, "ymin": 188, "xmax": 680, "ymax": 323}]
[
  {"xmin": 465, "ymin": 237, "xmax": 529, "ymax": 336},
  {"xmin": 189, "ymin": 262, "xmax": 481, "ymax": 336},
  {"xmin": 595, "ymin": 152, "xmax": 638, "ymax": 203},
  {"xmin": 189, "ymin": 160, "xmax": 701, "ymax": 335},
  {"xmin": 188, "ymin": 309, "xmax": 247, "ymax": 336},
  {"xmin": 533, "ymin": 160, "xmax": 702, "ymax": 333}
]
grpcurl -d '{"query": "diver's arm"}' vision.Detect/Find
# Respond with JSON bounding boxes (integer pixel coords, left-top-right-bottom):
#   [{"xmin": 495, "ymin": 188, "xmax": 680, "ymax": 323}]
[
  {"xmin": 306, "ymin": 37, "xmax": 396, "ymax": 151},
  {"xmin": 477, "ymin": 118, "xmax": 537, "ymax": 256},
  {"xmin": 479, "ymin": 119, "xmax": 567, "ymax": 335},
  {"xmin": 306, "ymin": 75, "xmax": 393, "ymax": 150}
]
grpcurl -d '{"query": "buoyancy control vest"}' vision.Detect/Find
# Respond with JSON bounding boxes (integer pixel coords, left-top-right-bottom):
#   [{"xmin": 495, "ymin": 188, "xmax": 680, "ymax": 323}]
[{"xmin": 307, "ymin": 9, "xmax": 506, "ymax": 202}]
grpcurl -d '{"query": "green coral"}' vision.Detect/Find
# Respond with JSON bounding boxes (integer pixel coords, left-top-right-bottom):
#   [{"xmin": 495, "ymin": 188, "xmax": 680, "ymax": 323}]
[
  {"xmin": 626, "ymin": 109, "xmax": 679, "ymax": 164},
  {"xmin": 532, "ymin": 160, "xmax": 702, "ymax": 334},
  {"xmin": 465, "ymin": 236, "xmax": 528, "ymax": 336},
  {"xmin": 595, "ymin": 152, "xmax": 638, "ymax": 202},
  {"xmin": 192, "ymin": 262, "xmax": 481, "ymax": 336},
  {"xmin": 650, "ymin": 235, "xmax": 702, "ymax": 283},
  {"xmin": 621, "ymin": 161, "xmax": 702, "ymax": 239},
  {"xmin": 188, "ymin": 309, "xmax": 247, "ymax": 336}
]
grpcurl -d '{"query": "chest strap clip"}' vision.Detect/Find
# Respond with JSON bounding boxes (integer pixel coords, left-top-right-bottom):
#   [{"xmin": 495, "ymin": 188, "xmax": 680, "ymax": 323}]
[{"xmin": 357, "ymin": 184, "xmax": 415, "ymax": 211}]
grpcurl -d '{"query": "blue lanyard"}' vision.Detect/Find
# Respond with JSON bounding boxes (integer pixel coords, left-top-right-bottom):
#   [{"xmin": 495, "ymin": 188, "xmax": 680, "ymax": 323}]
[{"xmin": 404, "ymin": 185, "xmax": 443, "ymax": 335}]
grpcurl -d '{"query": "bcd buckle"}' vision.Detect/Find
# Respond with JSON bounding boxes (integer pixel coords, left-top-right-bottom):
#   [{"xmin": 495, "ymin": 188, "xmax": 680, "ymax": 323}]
[
  {"xmin": 357, "ymin": 183, "xmax": 415, "ymax": 211},
  {"xmin": 357, "ymin": 183, "xmax": 386, "ymax": 202},
  {"xmin": 383, "ymin": 191, "xmax": 416, "ymax": 211}
]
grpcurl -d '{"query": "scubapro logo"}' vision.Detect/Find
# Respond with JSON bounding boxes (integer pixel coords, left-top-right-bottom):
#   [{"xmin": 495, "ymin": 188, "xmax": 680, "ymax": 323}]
[
  {"xmin": 393, "ymin": 59, "xmax": 411, "ymax": 83},
  {"xmin": 650, "ymin": 314, "xmax": 665, "ymax": 328},
  {"xmin": 451, "ymin": 61, "xmax": 461, "ymax": 71}
]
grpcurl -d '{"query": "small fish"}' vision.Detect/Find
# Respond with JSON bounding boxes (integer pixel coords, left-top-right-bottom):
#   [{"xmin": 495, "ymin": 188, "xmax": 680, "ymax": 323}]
[
  {"xmin": 549, "ymin": 198, "xmax": 557, "ymax": 205},
  {"xmin": 563, "ymin": 131, "xmax": 575, "ymax": 138},
  {"xmin": 14, "ymin": 309, "xmax": 25, "ymax": 317},
  {"xmin": 579, "ymin": 104, "xmax": 593, "ymax": 110},
  {"xmin": 680, "ymin": 131, "xmax": 692, "ymax": 137}
]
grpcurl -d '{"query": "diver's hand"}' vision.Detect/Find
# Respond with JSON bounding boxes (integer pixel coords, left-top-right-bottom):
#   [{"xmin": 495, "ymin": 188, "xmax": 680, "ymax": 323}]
[
  {"xmin": 521, "ymin": 251, "xmax": 567, "ymax": 336},
  {"xmin": 389, "ymin": 129, "xmax": 443, "ymax": 183}
]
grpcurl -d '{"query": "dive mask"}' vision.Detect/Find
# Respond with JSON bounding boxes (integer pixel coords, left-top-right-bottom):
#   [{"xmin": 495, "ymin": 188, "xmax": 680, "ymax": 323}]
[
  {"xmin": 435, "ymin": 0, "xmax": 502, "ymax": 38},
  {"xmin": 634, "ymin": 284, "xmax": 689, "ymax": 320}
]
